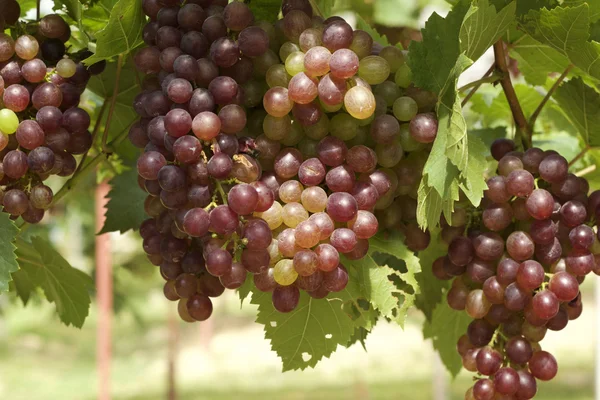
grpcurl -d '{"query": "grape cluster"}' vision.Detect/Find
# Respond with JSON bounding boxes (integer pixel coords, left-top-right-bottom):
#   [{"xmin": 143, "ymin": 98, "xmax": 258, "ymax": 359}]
[
  {"xmin": 432, "ymin": 138, "xmax": 599, "ymax": 399},
  {"xmin": 133, "ymin": 0, "xmax": 438, "ymax": 323},
  {"xmin": 0, "ymin": 9, "xmax": 105, "ymax": 223}
]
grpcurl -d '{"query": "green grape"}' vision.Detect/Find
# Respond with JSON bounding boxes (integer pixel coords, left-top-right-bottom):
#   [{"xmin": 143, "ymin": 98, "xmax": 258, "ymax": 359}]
[
  {"xmin": 344, "ymin": 86, "xmax": 376, "ymax": 120},
  {"xmin": 282, "ymin": 202, "xmax": 309, "ymax": 227},
  {"xmin": 253, "ymin": 49, "xmax": 279, "ymax": 77},
  {"xmin": 376, "ymin": 142, "xmax": 404, "ymax": 168},
  {"xmin": 266, "ymin": 64, "xmax": 291, "ymax": 88},
  {"xmin": 0, "ymin": 109, "xmax": 19, "ymax": 134},
  {"xmin": 345, "ymin": 125, "xmax": 369, "ymax": 147},
  {"xmin": 379, "ymin": 46, "xmax": 405, "ymax": 73},
  {"xmin": 279, "ymin": 42, "xmax": 301, "ymax": 62},
  {"xmin": 254, "ymin": 201, "xmax": 284, "ymax": 230},
  {"xmin": 398, "ymin": 123, "xmax": 425, "ymax": 152},
  {"xmin": 263, "ymin": 114, "xmax": 292, "ymax": 140},
  {"xmin": 280, "ymin": 121, "xmax": 304, "ymax": 146},
  {"xmin": 358, "ymin": 56, "xmax": 390, "ymax": 85},
  {"xmin": 285, "ymin": 51, "xmax": 305, "ymax": 76},
  {"xmin": 267, "ymin": 239, "xmax": 283, "ymax": 266},
  {"xmin": 374, "ymin": 80, "xmax": 402, "ymax": 107},
  {"xmin": 297, "ymin": 138, "xmax": 318, "ymax": 158},
  {"xmin": 395, "ymin": 64, "xmax": 412, "ymax": 88},
  {"xmin": 356, "ymin": 113, "xmax": 374, "ymax": 127},
  {"xmin": 330, "ymin": 113, "xmax": 359, "ymax": 141},
  {"xmin": 303, "ymin": 113, "xmax": 329, "ymax": 140},
  {"xmin": 393, "ymin": 96, "xmax": 418, "ymax": 121},
  {"xmin": 349, "ymin": 30, "xmax": 373, "ymax": 59},
  {"xmin": 273, "ymin": 259, "xmax": 298, "ymax": 286},
  {"xmin": 301, "ymin": 186, "xmax": 327, "ymax": 213},
  {"xmin": 319, "ymin": 99, "xmax": 343, "ymax": 113},
  {"xmin": 56, "ymin": 58, "xmax": 76, "ymax": 78}
]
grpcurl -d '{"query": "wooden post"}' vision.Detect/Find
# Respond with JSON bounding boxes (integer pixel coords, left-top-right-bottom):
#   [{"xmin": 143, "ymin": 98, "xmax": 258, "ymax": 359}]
[{"xmin": 95, "ymin": 181, "xmax": 112, "ymax": 400}]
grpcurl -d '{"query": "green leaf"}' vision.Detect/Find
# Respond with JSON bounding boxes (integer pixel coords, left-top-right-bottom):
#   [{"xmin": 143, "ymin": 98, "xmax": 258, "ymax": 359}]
[
  {"xmin": 84, "ymin": 0, "xmax": 145, "ymax": 64},
  {"xmin": 423, "ymin": 301, "xmax": 472, "ymax": 377},
  {"xmin": 10, "ymin": 268, "xmax": 36, "ymax": 305},
  {"xmin": 313, "ymin": 0, "xmax": 336, "ymax": 17},
  {"xmin": 415, "ymin": 231, "xmax": 450, "ymax": 321},
  {"xmin": 460, "ymin": 0, "xmax": 517, "ymax": 60},
  {"xmin": 409, "ymin": 0, "xmax": 514, "ymax": 229},
  {"xmin": 346, "ymin": 326, "xmax": 370, "ymax": 351},
  {"xmin": 0, "ymin": 213, "xmax": 19, "ymax": 292},
  {"xmin": 251, "ymin": 289, "xmax": 357, "ymax": 371},
  {"xmin": 553, "ymin": 77, "xmax": 600, "ymax": 146},
  {"xmin": 356, "ymin": 15, "xmax": 390, "ymax": 47},
  {"xmin": 238, "ymin": 273, "xmax": 253, "ymax": 305},
  {"xmin": 15, "ymin": 237, "xmax": 93, "ymax": 328},
  {"xmin": 521, "ymin": 4, "xmax": 600, "ymax": 82},
  {"xmin": 563, "ymin": 0, "xmax": 600, "ymax": 22},
  {"xmin": 510, "ymin": 35, "xmax": 571, "ymax": 86},
  {"xmin": 248, "ymin": 0, "xmax": 280, "ymax": 22},
  {"xmin": 100, "ymin": 167, "xmax": 147, "ymax": 234},
  {"xmin": 53, "ymin": 0, "xmax": 83, "ymax": 22},
  {"xmin": 470, "ymin": 84, "xmax": 545, "ymax": 125},
  {"xmin": 87, "ymin": 58, "xmax": 140, "ymax": 157},
  {"xmin": 373, "ymin": 0, "xmax": 420, "ymax": 28}
]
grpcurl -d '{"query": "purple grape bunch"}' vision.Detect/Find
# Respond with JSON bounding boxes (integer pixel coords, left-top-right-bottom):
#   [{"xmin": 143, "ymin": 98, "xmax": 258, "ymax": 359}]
[
  {"xmin": 133, "ymin": 0, "xmax": 440, "ymax": 323},
  {"xmin": 0, "ymin": 6, "xmax": 105, "ymax": 224},
  {"xmin": 433, "ymin": 138, "xmax": 599, "ymax": 399}
]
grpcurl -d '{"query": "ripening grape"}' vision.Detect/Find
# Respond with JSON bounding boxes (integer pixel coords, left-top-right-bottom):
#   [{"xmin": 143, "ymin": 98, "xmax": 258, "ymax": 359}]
[
  {"xmin": 273, "ymin": 259, "xmax": 298, "ymax": 286},
  {"xmin": 0, "ymin": 108, "xmax": 19, "ymax": 134},
  {"xmin": 344, "ymin": 86, "xmax": 376, "ymax": 120}
]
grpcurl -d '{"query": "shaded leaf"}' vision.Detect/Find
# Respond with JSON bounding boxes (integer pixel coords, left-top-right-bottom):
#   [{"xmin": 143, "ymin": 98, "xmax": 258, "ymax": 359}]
[
  {"xmin": 100, "ymin": 167, "xmax": 147, "ymax": 234},
  {"xmin": 510, "ymin": 35, "xmax": 571, "ymax": 86},
  {"xmin": 553, "ymin": 77, "xmax": 600, "ymax": 146},
  {"xmin": 0, "ymin": 213, "xmax": 19, "ymax": 292}
]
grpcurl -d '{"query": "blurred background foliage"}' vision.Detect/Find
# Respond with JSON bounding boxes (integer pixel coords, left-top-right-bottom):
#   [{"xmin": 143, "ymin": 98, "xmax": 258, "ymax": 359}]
[{"xmin": 1, "ymin": 0, "xmax": 598, "ymax": 399}]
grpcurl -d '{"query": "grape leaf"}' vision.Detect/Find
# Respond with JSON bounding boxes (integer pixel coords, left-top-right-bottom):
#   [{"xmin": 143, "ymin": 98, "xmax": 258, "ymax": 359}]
[
  {"xmin": 251, "ymin": 288, "xmax": 358, "ymax": 371},
  {"xmin": 87, "ymin": 58, "xmax": 140, "ymax": 159},
  {"xmin": 53, "ymin": 0, "xmax": 83, "ymax": 22},
  {"xmin": 470, "ymin": 84, "xmax": 545, "ymax": 125},
  {"xmin": 423, "ymin": 300, "xmax": 472, "ymax": 377},
  {"xmin": 83, "ymin": 0, "xmax": 144, "ymax": 64},
  {"xmin": 248, "ymin": 0, "xmax": 280, "ymax": 22},
  {"xmin": 373, "ymin": 0, "xmax": 420, "ymax": 29},
  {"xmin": 0, "ymin": 214, "xmax": 19, "ymax": 292},
  {"xmin": 415, "ymin": 231, "xmax": 450, "ymax": 321},
  {"xmin": 313, "ymin": 0, "xmax": 336, "ymax": 17},
  {"xmin": 521, "ymin": 4, "xmax": 600, "ymax": 82},
  {"xmin": 563, "ymin": 0, "xmax": 600, "ymax": 22},
  {"xmin": 15, "ymin": 237, "xmax": 93, "ymax": 328},
  {"xmin": 346, "ymin": 326, "xmax": 370, "ymax": 351},
  {"xmin": 99, "ymin": 167, "xmax": 147, "ymax": 234},
  {"xmin": 510, "ymin": 35, "xmax": 571, "ymax": 86},
  {"xmin": 356, "ymin": 15, "xmax": 390, "ymax": 47},
  {"xmin": 409, "ymin": 0, "xmax": 514, "ymax": 228},
  {"xmin": 553, "ymin": 77, "xmax": 600, "ymax": 146}
]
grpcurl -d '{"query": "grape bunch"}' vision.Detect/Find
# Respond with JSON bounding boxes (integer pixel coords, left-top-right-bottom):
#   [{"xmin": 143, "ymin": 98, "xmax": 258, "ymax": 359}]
[
  {"xmin": 0, "ymin": 9, "xmax": 106, "ymax": 224},
  {"xmin": 133, "ymin": 0, "xmax": 438, "ymax": 323},
  {"xmin": 432, "ymin": 138, "xmax": 599, "ymax": 399}
]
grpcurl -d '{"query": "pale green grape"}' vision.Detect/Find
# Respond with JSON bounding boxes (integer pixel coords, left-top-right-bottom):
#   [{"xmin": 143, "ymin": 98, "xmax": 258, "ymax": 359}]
[
  {"xmin": 358, "ymin": 56, "xmax": 390, "ymax": 85},
  {"xmin": 280, "ymin": 121, "xmax": 304, "ymax": 146},
  {"xmin": 263, "ymin": 114, "xmax": 291, "ymax": 140},
  {"xmin": 254, "ymin": 201, "xmax": 283, "ymax": 230},
  {"xmin": 303, "ymin": 113, "xmax": 329, "ymax": 140},
  {"xmin": 344, "ymin": 86, "xmax": 376, "ymax": 120},
  {"xmin": 282, "ymin": 202, "xmax": 309, "ymax": 228},
  {"xmin": 0, "ymin": 109, "xmax": 19, "ymax": 134},
  {"xmin": 285, "ymin": 51, "xmax": 305, "ymax": 76},
  {"xmin": 273, "ymin": 259, "xmax": 298, "ymax": 286},
  {"xmin": 393, "ymin": 96, "xmax": 418, "ymax": 121},
  {"xmin": 395, "ymin": 64, "xmax": 412, "ymax": 88},
  {"xmin": 56, "ymin": 58, "xmax": 77, "ymax": 78},
  {"xmin": 374, "ymin": 80, "xmax": 402, "ymax": 107},
  {"xmin": 379, "ymin": 46, "xmax": 405, "ymax": 73},
  {"xmin": 301, "ymin": 186, "xmax": 327, "ymax": 213}
]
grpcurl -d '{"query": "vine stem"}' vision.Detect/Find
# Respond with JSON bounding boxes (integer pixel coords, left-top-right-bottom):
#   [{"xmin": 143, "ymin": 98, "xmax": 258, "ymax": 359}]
[
  {"xmin": 102, "ymin": 53, "xmax": 124, "ymax": 153},
  {"xmin": 37, "ymin": 0, "xmax": 41, "ymax": 20},
  {"xmin": 493, "ymin": 41, "xmax": 531, "ymax": 149},
  {"xmin": 528, "ymin": 64, "xmax": 574, "ymax": 130},
  {"xmin": 569, "ymin": 145, "xmax": 591, "ymax": 167},
  {"xmin": 461, "ymin": 63, "xmax": 496, "ymax": 107},
  {"xmin": 458, "ymin": 72, "xmax": 501, "ymax": 92}
]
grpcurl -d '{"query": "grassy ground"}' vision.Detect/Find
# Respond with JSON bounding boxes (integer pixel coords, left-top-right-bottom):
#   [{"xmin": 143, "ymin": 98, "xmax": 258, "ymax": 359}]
[{"xmin": 0, "ymin": 286, "xmax": 595, "ymax": 400}]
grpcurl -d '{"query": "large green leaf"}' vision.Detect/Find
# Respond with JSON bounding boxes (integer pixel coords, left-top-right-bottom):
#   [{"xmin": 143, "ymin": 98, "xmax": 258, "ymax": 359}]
[
  {"xmin": 100, "ymin": 167, "xmax": 147, "ymax": 234},
  {"xmin": 251, "ymin": 288, "xmax": 359, "ymax": 371},
  {"xmin": 423, "ymin": 301, "xmax": 472, "ymax": 377},
  {"xmin": 409, "ymin": 0, "xmax": 515, "ymax": 228},
  {"xmin": 510, "ymin": 35, "xmax": 571, "ymax": 86},
  {"xmin": 15, "ymin": 237, "xmax": 93, "ymax": 328},
  {"xmin": 521, "ymin": 4, "xmax": 600, "ymax": 82},
  {"xmin": 84, "ymin": 0, "xmax": 145, "ymax": 64},
  {"xmin": 553, "ymin": 78, "xmax": 600, "ymax": 146},
  {"xmin": 0, "ymin": 214, "xmax": 19, "ymax": 292}
]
